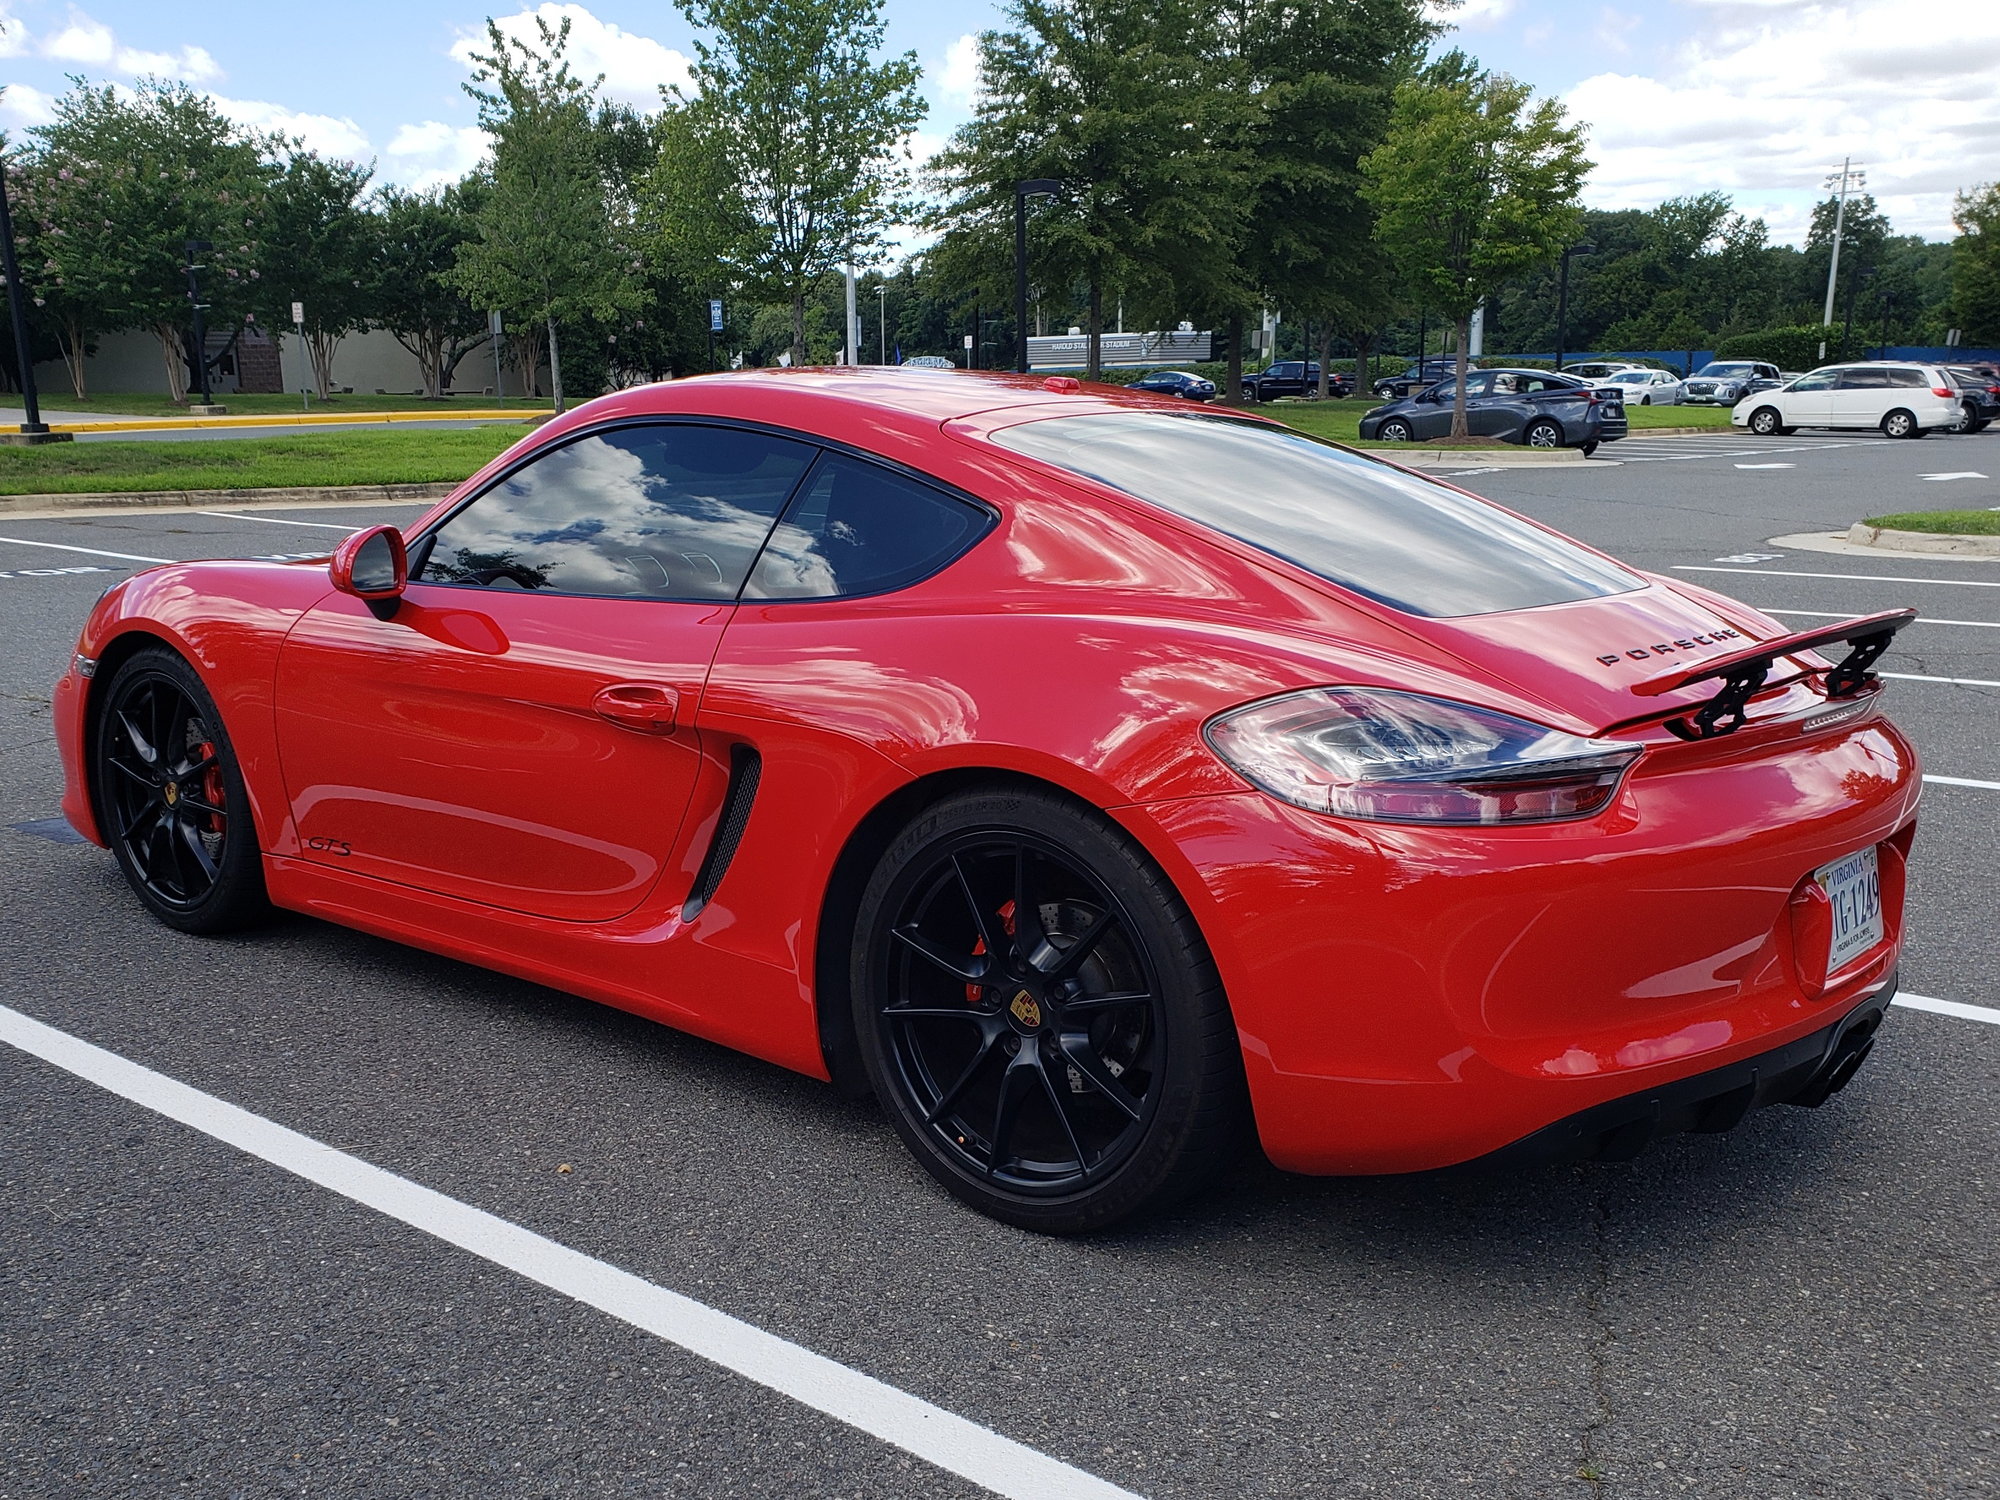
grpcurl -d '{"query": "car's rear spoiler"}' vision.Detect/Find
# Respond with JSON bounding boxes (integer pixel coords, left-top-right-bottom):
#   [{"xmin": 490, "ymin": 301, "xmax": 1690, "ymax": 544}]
[{"xmin": 1633, "ymin": 608, "xmax": 1918, "ymax": 739}]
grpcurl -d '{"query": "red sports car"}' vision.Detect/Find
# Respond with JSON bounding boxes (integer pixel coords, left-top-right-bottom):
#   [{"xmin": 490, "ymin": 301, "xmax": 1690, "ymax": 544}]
[{"xmin": 54, "ymin": 369, "xmax": 1920, "ymax": 1233}]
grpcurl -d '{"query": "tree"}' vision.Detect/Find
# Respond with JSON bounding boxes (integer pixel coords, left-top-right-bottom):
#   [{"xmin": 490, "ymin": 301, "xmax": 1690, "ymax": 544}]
[
  {"xmin": 452, "ymin": 16, "xmax": 639, "ymax": 412},
  {"xmin": 1226, "ymin": 0, "xmax": 1433, "ymax": 400},
  {"xmin": 930, "ymin": 0, "xmax": 1247, "ymax": 380},
  {"xmin": 373, "ymin": 180, "xmax": 491, "ymax": 398},
  {"xmin": 260, "ymin": 148, "xmax": 373, "ymax": 398},
  {"xmin": 1953, "ymin": 183, "xmax": 2000, "ymax": 345},
  {"xmin": 7, "ymin": 147, "xmax": 128, "ymax": 396},
  {"xmin": 669, "ymin": 0, "xmax": 925, "ymax": 366},
  {"xmin": 31, "ymin": 80, "xmax": 272, "ymax": 402},
  {"xmin": 1361, "ymin": 53, "xmax": 1588, "ymax": 438}
]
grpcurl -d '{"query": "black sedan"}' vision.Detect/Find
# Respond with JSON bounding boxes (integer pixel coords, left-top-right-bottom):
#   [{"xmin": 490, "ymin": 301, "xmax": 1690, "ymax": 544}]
[
  {"xmin": 1371, "ymin": 359, "xmax": 1461, "ymax": 399},
  {"xmin": 1127, "ymin": 369, "xmax": 1217, "ymax": 402},
  {"xmin": 1946, "ymin": 367, "xmax": 2000, "ymax": 433},
  {"xmin": 1357, "ymin": 368, "xmax": 1626, "ymax": 453}
]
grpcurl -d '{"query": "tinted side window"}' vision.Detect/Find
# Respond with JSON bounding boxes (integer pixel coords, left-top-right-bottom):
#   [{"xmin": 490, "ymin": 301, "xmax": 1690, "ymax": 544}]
[
  {"xmin": 417, "ymin": 425, "xmax": 814, "ymax": 600},
  {"xmin": 1884, "ymin": 368, "xmax": 1927, "ymax": 388},
  {"xmin": 743, "ymin": 454, "xmax": 989, "ymax": 600},
  {"xmin": 1837, "ymin": 368, "xmax": 1888, "ymax": 389}
]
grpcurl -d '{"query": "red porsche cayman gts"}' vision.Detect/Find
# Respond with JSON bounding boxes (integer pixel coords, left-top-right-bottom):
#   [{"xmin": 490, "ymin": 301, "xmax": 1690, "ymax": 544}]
[{"xmin": 54, "ymin": 368, "xmax": 1919, "ymax": 1232}]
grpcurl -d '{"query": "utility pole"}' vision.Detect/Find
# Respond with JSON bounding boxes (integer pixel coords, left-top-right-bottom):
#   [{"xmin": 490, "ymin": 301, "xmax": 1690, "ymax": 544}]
[
  {"xmin": 0, "ymin": 155, "xmax": 67, "ymax": 443},
  {"xmin": 876, "ymin": 283, "xmax": 888, "ymax": 364},
  {"xmin": 1013, "ymin": 179, "xmax": 1060, "ymax": 373},
  {"xmin": 1553, "ymin": 242, "xmax": 1595, "ymax": 371},
  {"xmin": 1820, "ymin": 159, "xmax": 1866, "ymax": 355},
  {"xmin": 844, "ymin": 266, "xmax": 859, "ymax": 366}
]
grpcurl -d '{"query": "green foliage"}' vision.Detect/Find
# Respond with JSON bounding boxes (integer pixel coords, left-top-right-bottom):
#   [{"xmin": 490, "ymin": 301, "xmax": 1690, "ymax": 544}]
[
  {"xmin": 1361, "ymin": 51, "xmax": 1588, "ymax": 435},
  {"xmin": 30, "ymin": 79, "xmax": 274, "ymax": 401},
  {"xmin": 1862, "ymin": 508, "xmax": 2000, "ymax": 536},
  {"xmin": 1953, "ymin": 183, "xmax": 2000, "ymax": 344},
  {"xmin": 0, "ymin": 426, "xmax": 528, "ymax": 495},
  {"xmin": 1712, "ymin": 324, "xmax": 1848, "ymax": 369},
  {"xmin": 928, "ymin": 0, "xmax": 1254, "ymax": 378},
  {"xmin": 670, "ymin": 0, "xmax": 926, "ymax": 363},
  {"xmin": 374, "ymin": 179, "xmax": 491, "ymax": 397},
  {"xmin": 259, "ymin": 149, "xmax": 374, "ymax": 397},
  {"xmin": 452, "ymin": 14, "xmax": 642, "ymax": 410}
]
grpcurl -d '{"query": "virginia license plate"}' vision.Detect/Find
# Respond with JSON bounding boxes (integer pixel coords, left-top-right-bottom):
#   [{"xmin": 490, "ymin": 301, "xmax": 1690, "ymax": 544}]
[{"xmin": 1818, "ymin": 846, "xmax": 1884, "ymax": 974}]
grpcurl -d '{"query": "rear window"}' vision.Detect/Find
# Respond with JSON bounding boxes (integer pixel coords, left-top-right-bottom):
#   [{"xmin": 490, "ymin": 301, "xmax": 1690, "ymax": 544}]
[
  {"xmin": 1884, "ymin": 368, "xmax": 1927, "ymax": 388},
  {"xmin": 988, "ymin": 412, "xmax": 1643, "ymax": 618}
]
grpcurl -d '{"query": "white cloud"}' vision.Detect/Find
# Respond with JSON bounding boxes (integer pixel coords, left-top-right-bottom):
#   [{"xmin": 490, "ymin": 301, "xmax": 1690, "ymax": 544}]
[
  {"xmin": 384, "ymin": 120, "xmax": 488, "ymax": 192},
  {"xmin": 214, "ymin": 96, "xmax": 371, "ymax": 161},
  {"xmin": 938, "ymin": 33, "xmax": 980, "ymax": 110},
  {"xmin": 1568, "ymin": 0, "xmax": 2000, "ymax": 242},
  {"xmin": 451, "ymin": 4, "xmax": 692, "ymax": 109},
  {"xmin": 0, "ymin": 7, "xmax": 31, "ymax": 59},
  {"xmin": 0, "ymin": 81, "xmax": 55, "ymax": 127},
  {"xmin": 41, "ymin": 8, "xmax": 221, "ymax": 81},
  {"xmin": 1426, "ymin": 0, "xmax": 1516, "ymax": 30}
]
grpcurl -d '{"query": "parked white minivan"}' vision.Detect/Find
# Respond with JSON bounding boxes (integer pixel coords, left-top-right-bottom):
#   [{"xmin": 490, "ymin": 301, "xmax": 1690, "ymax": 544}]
[{"xmin": 1733, "ymin": 363, "xmax": 1963, "ymax": 438}]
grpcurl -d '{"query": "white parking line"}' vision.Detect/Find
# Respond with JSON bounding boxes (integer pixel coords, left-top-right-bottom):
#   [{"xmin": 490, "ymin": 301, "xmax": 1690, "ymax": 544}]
[
  {"xmin": 1758, "ymin": 609, "xmax": 2000, "ymax": 629},
  {"xmin": 1896, "ymin": 992, "xmax": 2000, "ymax": 1026},
  {"xmin": 1678, "ymin": 566, "xmax": 2000, "ymax": 588},
  {"xmin": 0, "ymin": 1002, "xmax": 1141, "ymax": 1500},
  {"xmin": 195, "ymin": 510, "xmax": 362, "ymax": 532},
  {"xmin": 1884, "ymin": 673, "xmax": 2000, "ymax": 687},
  {"xmin": 0, "ymin": 535, "xmax": 173, "ymax": 565},
  {"xmin": 1923, "ymin": 775, "xmax": 2000, "ymax": 791}
]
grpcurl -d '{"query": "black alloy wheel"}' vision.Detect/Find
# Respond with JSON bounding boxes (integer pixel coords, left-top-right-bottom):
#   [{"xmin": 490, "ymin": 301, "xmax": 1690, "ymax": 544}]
[
  {"xmin": 1377, "ymin": 418, "xmax": 1414, "ymax": 442},
  {"xmin": 1523, "ymin": 418, "xmax": 1563, "ymax": 448},
  {"xmin": 94, "ymin": 646, "xmax": 269, "ymax": 934},
  {"xmin": 852, "ymin": 788, "xmax": 1245, "ymax": 1233}
]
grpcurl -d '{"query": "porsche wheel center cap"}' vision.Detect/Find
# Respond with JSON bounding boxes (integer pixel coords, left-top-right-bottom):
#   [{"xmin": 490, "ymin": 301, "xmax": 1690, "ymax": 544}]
[
  {"xmin": 1007, "ymin": 989, "xmax": 1043, "ymax": 1031},
  {"xmin": 162, "ymin": 781, "xmax": 180, "ymax": 807}
]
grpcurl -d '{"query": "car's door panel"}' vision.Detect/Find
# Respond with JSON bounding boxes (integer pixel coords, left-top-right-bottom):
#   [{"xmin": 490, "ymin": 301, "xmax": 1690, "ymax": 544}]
[{"xmin": 272, "ymin": 420, "xmax": 818, "ymax": 922}]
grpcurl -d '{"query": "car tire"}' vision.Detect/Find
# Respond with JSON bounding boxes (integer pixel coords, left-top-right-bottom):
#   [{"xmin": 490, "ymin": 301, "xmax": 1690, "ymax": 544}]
[
  {"xmin": 1881, "ymin": 409, "xmax": 1922, "ymax": 439},
  {"xmin": 1974, "ymin": 419, "xmax": 1992, "ymax": 433},
  {"xmin": 850, "ymin": 786, "xmax": 1248, "ymax": 1235},
  {"xmin": 1523, "ymin": 419, "xmax": 1563, "ymax": 448},
  {"xmin": 1953, "ymin": 402, "xmax": 1977, "ymax": 434},
  {"xmin": 1639, "ymin": 396, "xmax": 1651, "ymax": 405},
  {"xmin": 1240, "ymin": 385, "xmax": 1258, "ymax": 402},
  {"xmin": 93, "ymin": 644, "xmax": 271, "ymax": 935},
  {"xmin": 1581, "ymin": 440, "xmax": 1600, "ymax": 456},
  {"xmin": 1377, "ymin": 418, "xmax": 1414, "ymax": 442},
  {"xmin": 1748, "ymin": 406, "xmax": 1790, "ymax": 437}
]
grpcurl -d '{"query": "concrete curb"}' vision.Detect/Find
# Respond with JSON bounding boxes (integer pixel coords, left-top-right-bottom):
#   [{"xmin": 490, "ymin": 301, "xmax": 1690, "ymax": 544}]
[
  {"xmin": 1847, "ymin": 521, "xmax": 2000, "ymax": 557},
  {"xmin": 0, "ymin": 482, "xmax": 459, "ymax": 517},
  {"xmin": 1389, "ymin": 446, "xmax": 1585, "ymax": 466},
  {"xmin": 1768, "ymin": 530, "xmax": 2000, "ymax": 563}
]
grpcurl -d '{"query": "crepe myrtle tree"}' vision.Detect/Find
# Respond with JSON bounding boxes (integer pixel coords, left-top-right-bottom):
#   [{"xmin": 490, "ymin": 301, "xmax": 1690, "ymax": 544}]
[
  {"xmin": 260, "ymin": 149, "xmax": 374, "ymax": 399},
  {"xmin": 373, "ymin": 179, "xmax": 492, "ymax": 398},
  {"xmin": 6, "ymin": 147, "xmax": 129, "ymax": 397},
  {"xmin": 1953, "ymin": 181, "xmax": 2000, "ymax": 345},
  {"xmin": 1362, "ymin": 52, "xmax": 1588, "ymax": 440},
  {"xmin": 31, "ymin": 79, "xmax": 273, "ymax": 403},
  {"xmin": 452, "ymin": 15, "xmax": 640, "ymax": 412},
  {"xmin": 672, "ymin": 0, "xmax": 926, "ymax": 367}
]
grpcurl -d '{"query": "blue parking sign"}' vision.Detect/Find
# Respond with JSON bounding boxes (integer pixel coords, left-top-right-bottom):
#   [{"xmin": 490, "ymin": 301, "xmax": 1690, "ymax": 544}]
[{"xmin": 709, "ymin": 300, "xmax": 724, "ymax": 333}]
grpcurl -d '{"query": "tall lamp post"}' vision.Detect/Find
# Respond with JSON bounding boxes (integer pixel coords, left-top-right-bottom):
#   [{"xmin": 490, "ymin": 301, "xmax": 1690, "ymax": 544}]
[
  {"xmin": 1014, "ymin": 178, "xmax": 1061, "ymax": 373},
  {"xmin": 184, "ymin": 238, "xmax": 216, "ymax": 408},
  {"xmin": 876, "ymin": 283, "xmax": 888, "ymax": 364},
  {"xmin": 0, "ymin": 154, "xmax": 67, "ymax": 444},
  {"xmin": 1552, "ymin": 242, "xmax": 1595, "ymax": 372}
]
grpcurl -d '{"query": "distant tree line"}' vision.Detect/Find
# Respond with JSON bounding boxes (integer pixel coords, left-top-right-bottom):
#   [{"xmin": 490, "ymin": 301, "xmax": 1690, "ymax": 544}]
[{"xmin": 1, "ymin": 0, "xmax": 1993, "ymax": 413}]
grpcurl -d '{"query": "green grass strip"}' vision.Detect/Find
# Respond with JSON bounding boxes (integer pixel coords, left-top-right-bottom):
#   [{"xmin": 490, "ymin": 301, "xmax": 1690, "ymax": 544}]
[
  {"xmin": 0, "ymin": 427, "xmax": 531, "ymax": 495},
  {"xmin": 1863, "ymin": 510, "xmax": 2000, "ymax": 536}
]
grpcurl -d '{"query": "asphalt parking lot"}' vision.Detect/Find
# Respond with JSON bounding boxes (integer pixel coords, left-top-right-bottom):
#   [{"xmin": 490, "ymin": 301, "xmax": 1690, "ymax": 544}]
[{"xmin": 2, "ymin": 428, "xmax": 1996, "ymax": 1498}]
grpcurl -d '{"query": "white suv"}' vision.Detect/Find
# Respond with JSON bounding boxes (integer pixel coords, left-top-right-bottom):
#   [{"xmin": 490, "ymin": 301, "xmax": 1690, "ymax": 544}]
[{"xmin": 1734, "ymin": 363, "xmax": 1962, "ymax": 438}]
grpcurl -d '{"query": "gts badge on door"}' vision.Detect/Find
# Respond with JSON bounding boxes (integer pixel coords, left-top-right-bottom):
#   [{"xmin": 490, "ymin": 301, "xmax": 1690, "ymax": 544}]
[{"xmin": 305, "ymin": 835, "xmax": 353, "ymax": 856}]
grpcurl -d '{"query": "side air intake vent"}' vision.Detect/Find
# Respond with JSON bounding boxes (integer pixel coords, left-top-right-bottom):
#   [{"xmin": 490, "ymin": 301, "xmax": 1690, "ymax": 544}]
[{"xmin": 683, "ymin": 745, "xmax": 761, "ymax": 920}]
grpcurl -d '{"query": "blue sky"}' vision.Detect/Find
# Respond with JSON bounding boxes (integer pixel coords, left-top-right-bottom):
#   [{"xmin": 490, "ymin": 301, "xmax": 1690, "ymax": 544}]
[{"xmin": 1, "ymin": 0, "xmax": 1992, "ymax": 247}]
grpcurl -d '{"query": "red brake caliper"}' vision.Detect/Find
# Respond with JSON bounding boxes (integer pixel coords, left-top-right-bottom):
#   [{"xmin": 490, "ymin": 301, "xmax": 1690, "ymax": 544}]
[
  {"xmin": 196, "ymin": 741, "xmax": 224, "ymax": 833},
  {"xmin": 967, "ymin": 899, "xmax": 1018, "ymax": 1004}
]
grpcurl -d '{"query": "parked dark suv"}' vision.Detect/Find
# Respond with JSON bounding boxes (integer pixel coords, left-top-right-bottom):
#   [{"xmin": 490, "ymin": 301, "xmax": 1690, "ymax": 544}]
[
  {"xmin": 1358, "ymin": 367, "xmax": 1627, "ymax": 452},
  {"xmin": 1372, "ymin": 359, "xmax": 1462, "ymax": 400},
  {"xmin": 1946, "ymin": 367, "xmax": 2000, "ymax": 433},
  {"xmin": 1240, "ymin": 361, "xmax": 1353, "ymax": 401}
]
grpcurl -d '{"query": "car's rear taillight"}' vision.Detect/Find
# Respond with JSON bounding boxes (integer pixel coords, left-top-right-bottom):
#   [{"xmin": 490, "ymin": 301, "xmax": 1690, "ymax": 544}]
[
  {"xmin": 1933, "ymin": 387, "xmax": 1956, "ymax": 398},
  {"xmin": 1204, "ymin": 687, "xmax": 1642, "ymax": 825}
]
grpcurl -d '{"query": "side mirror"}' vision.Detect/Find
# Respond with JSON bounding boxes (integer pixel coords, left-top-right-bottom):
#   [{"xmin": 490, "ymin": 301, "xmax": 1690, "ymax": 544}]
[{"xmin": 330, "ymin": 524, "xmax": 408, "ymax": 621}]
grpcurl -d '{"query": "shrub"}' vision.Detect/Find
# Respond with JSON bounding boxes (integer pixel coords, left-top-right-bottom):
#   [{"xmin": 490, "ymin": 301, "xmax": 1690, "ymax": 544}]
[{"xmin": 1712, "ymin": 325, "xmax": 1856, "ymax": 371}]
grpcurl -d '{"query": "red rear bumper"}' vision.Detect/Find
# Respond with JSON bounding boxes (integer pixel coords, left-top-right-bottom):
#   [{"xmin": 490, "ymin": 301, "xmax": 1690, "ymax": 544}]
[{"xmin": 1126, "ymin": 716, "xmax": 1920, "ymax": 1174}]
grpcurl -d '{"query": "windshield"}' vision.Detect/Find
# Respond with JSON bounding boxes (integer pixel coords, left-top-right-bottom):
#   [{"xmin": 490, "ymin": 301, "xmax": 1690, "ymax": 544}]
[
  {"xmin": 1697, "ymin": 363, "xmax": 1754, "ymax": 377},
  {"xmin": 988, "ymin": 412, "xmax": 1643, "ymax": 618}
]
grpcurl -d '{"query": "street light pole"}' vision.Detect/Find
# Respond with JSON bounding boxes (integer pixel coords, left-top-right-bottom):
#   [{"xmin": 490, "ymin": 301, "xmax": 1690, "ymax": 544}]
[
  {"xmin": 1553, "ymin": 241, "xmax": 1595, "ymax": 371},
  {"xmin": 877, "ymin": 283, "xmax": 888, "ymax": 364},
  {"xmin": 0, "ymin": 154, "xmax": 61, "ymax": 441},
  {"xmin": 1821, "ymin": 159, "xmax": 1865, "ymax": 332},
  {"xmin": 1014, "ymin": 179, "xmax": 1061, "ymax": 373},
  {"xmin": 184, "ymin": 238, "xmax": 215, "ymax": 407}
]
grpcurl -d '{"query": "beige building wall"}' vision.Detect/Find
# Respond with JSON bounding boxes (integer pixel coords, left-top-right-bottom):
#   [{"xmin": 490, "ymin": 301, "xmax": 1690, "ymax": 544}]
[{"xmin": 33, "ymin": 326, "xmax": 529, "ymax": 399}]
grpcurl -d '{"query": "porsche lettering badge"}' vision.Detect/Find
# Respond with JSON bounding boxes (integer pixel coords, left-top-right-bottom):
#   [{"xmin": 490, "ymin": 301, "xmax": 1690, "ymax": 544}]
[{"xmin": 1009, "ymin": 990, "xmax": 1042, "ymax": 1029}]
